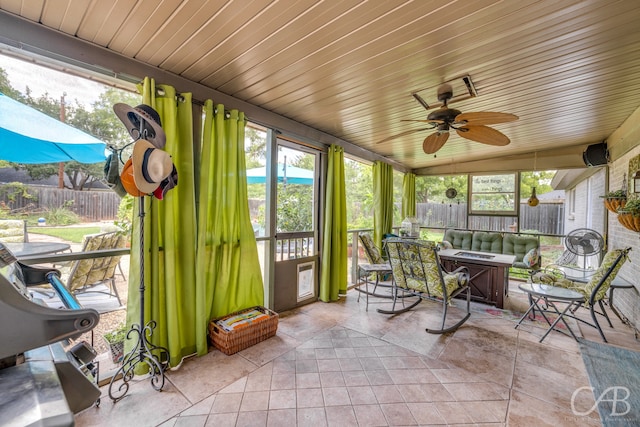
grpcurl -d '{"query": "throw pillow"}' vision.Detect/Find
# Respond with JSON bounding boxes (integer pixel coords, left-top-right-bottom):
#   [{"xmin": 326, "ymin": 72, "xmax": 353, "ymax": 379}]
[
  {"xmin": 440, "ymin": 240, "xmax": 453, "ymax": 250},
  {"xmin": 523, "ymin": 247, "xmax": 539, "ymax": 268}
]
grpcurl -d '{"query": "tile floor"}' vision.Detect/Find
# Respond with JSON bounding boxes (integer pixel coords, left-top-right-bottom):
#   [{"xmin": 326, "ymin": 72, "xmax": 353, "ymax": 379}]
[{"xmin": 76, "ymin": 284, "xmax": 640, "ymax": 426}]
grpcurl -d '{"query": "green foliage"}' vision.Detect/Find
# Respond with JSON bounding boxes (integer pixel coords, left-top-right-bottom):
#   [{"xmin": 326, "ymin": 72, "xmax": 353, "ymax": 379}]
[
  {"xmin": 618, "ymin": 198, "xmax": 640, "ymax": 215},
  {"xmin": 0, "ymin": 182, "xmax": 37, "ymax": 203},
  {"xmin": 103, "ymin": 324, "xmax": 128, "ymax": 344},
  {"xmin": 345, "ymin": 158, "xmax": 374, "ymax": 229},
  {"xmin": 114, "ymin": 195, "xmax": 134, "ymax": 238},
  {"xmin": 601, "ymin": 189, "xmax": 627, "ymax": 199},
  {"xmin": 44, "ymin": 203, "xmax": 80, "ymax": 226},
  {"xmin": 276, "ymin": 183, "xmax": 313, "ymax": 232},
  {"xmin": 520, "ymin": 171, "xmax": 555, "ymax": 197},
  {"xmin": 416, "ymin": 175, "xmax": 467, "ymax": 204}
]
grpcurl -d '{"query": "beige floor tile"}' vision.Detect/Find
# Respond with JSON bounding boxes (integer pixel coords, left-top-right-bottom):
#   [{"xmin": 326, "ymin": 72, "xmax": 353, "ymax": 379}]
[
  {"xmin": 347, "ymin": 385, "xmax": 377, "ymax": 405},
  {"xmin": 322, "ymin": 386, "xmax": 351, "ymax": 406},
  {"xmin": 239, "ymin": 391, "xmax": 270, "ymax": 412},
  {"xmin": 507, "ymin": 389, "xmax": 601, "ymax": 426},
  {"xmin": 319, "ymin": 371, "xmax": 345, "ymax": 387},
  {"xmin": 406, "ymin": 402, "xmax": 447, "ymax": 425},
  {"xmin": 235, "ymin": 410, "xmax": 267, "ymax": 427},
  {"xmin": 379, "ymin": 402, "xmax": 418, "ymax": 425},
  {"xmin": 433, "ymin": 401, "xmax": 476, "ymax": 424},
  {"xmin": 296, "ymin": 407, "xmax": 327, "ymax": 426},
  {"xmin": 268, "ymin": 389, "xmax": 296, "ymax": 409},
  {"xmin": 324, "ymin": 405, "xmax": 358, "ymax": 427},
  {"xmin": 371, "ymin": 384, "xmax": 403, "ymax": 404},
  {"xmin": 296, "ymin": 387, "xmax": 324, "ymax": 408},
  {"xmin": 266, "ymin": 408, "xmax": 296, "ymax": 426},
  {"xmin": 210, "ymin": 393, "xmax": 243, "ymax": 414},
  {"xmin": 204, "ymin": 412, "xmax": 237, "ymax": 427},
  {"xmin": 166, "ymin": 350, "xmax": 258, "ymax": 403},
  {"xmin": 296, "ymin": 372, "xmax": 321, "ymax": 388},
  {"xmin": 352, "ymin": 404, "xmax": 387, "ymax": 426},
  {"xmin": 78, "ymin": 287, "xmax": 640, "ymax": 426},
  {"xmin": 270, "ymin": 373, "xmax": 295, "ymax": 390}
]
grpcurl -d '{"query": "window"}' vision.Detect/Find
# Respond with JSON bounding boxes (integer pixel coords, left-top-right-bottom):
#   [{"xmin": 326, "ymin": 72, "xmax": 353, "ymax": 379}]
[{"xmin": 468, "ymin": 173, "xmax": 518, "ymax": 216}]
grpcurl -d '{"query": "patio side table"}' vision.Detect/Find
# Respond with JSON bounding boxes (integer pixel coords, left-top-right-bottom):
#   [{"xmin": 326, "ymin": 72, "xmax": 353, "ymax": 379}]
[
  {"xmin": 355, "ymin": 263, "xmax": 392, "ymax": 311},
  {"xmin": 516, "ymin": 282, "xmax": 584, "ymax": 343}
]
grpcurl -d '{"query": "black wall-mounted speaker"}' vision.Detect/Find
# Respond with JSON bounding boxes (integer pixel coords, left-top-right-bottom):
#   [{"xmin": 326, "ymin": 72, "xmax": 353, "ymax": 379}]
[{"xmin": 583, "ymin": 142, "xmax": 609, "ymax": 167}]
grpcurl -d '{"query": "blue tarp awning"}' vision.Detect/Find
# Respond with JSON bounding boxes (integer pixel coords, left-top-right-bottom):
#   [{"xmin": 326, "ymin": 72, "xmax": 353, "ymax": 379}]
[
  {"xmin": 0, "ymin": 92, "xmax": 106, "ymax": 164},
  {"xmin": 246, "ymin": 163, "xmax": 314, "ymax": 185}
]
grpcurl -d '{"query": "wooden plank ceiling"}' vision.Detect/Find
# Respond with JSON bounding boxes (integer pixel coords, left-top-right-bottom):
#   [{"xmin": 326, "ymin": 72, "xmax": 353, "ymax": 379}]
[{"xmin": 1, "ymin": 0, "xmax": 640, "ymax": 174}]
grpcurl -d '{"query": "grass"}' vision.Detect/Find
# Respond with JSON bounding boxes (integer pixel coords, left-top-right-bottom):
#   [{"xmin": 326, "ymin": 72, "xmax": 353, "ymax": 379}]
[{"xmin": 29, "ymin": 226, "xmax": 101, "ymax": 243}]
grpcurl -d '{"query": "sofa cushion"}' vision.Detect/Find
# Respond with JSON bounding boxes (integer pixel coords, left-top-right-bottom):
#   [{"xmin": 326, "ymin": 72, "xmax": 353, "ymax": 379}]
[
  {"xmin": 503, "ymin": 234, "xmax": 540, "ymax": 269},
  {"xmin": 471, "ymin": 232, "xmax": 503, "ymax": 254},
  {"xmin": 442, "ymin": 229, "xmax": 473, "ymax": 250}
]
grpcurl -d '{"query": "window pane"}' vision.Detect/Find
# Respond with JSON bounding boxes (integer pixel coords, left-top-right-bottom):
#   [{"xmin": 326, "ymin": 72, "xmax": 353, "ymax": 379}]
[{"xmin": 469, "ymin": 173, "xmax": 518, "ymax": 215}]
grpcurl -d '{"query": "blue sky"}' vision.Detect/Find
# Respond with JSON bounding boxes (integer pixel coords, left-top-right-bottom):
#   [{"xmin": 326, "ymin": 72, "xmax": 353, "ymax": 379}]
[{"xmin": 1, "ymin": 53, "xmax": 105, "ymax": 107}]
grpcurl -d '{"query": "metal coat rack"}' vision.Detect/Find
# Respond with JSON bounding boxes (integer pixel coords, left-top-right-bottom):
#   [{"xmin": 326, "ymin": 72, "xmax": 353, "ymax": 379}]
[{"xmin": 108, "ymin": 118, "xmax": 169, "ymax": 402}]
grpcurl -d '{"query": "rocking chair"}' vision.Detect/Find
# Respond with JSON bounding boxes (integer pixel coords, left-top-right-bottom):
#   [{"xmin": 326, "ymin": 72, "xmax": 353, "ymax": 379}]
[{"xmin": 379, "ymin": 238, "xmax": 471, "ymax": 334}]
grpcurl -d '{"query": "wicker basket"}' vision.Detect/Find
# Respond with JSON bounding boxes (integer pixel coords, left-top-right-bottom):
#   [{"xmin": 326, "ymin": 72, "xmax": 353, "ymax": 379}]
[
  {"xmin": 604, "ymin": 197, "xmax": 626, "ymax": 213},
  {"xmin": 208, "ymin": 306, "xmax": 278, "ymax": 355},
  {"xmin": 617, "ymin": 212, "xmax": 640, "ymax": 232}
]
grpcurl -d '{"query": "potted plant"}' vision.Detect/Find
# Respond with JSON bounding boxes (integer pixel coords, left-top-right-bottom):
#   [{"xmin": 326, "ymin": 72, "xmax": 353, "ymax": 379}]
[
  {"xmin": 600, "ymin": 189, "xmax": 627, "ymax": 213},
  {"xmin": 103, "ymin": 324, "xmax": 128, "ymax": 364},
  {"xmin": 616, "ymin": 198, "xmax": 640, "ymax": 232}
]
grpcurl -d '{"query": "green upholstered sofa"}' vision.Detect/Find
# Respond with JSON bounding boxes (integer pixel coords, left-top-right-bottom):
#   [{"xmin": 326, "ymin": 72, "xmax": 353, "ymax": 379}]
[{"xmin": 442, "ymin": 229, "xmax": 541, "ymax": 270}]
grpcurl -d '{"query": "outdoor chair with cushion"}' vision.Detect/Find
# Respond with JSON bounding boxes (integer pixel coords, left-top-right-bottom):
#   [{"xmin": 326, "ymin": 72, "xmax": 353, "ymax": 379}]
[
  {"xmin": 0, "ymin": 219, "xmax": 28, "ymax": 242},
  {"xmin": 359, "ymin": 233, "xmax": 391, "ymax": 279},
  {"xmin": 379, "ymin": 238, "xmax": 471, "ymax": 334},
  {"xmin": 64, "ymin": 231, "xmax": 128, "ymax": 306},
  {"xmin": 529, "ymin": 247, "xmax": 631, "ymax": 342}
]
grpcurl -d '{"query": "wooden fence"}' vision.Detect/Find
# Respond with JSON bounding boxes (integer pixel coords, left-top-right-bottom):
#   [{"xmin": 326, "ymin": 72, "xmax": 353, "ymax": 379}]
[
  {"xmin": 0, "ymin": 185, "xmax": 121, "ymax": 221},
  {"xmin": 417, "ymin": 202, "xmax": 564, "ymax": 235}
]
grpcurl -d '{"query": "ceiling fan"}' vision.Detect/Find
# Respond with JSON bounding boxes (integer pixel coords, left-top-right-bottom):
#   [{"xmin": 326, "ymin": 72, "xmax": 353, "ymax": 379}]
[{"xmin": 381, "ymin": 84, "xmax": 519, "ymax": 154}]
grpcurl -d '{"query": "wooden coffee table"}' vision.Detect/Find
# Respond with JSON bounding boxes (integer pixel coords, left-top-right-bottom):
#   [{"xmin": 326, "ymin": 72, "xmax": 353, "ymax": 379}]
[{"xmin": 438, "ymin": 249, "xmax": 516, "ymax": 308}]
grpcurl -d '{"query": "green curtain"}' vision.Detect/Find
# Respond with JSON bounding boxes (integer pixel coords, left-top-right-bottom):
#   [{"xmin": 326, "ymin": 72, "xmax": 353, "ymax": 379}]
[
  {"xmin": 319, "ymin": 145, "xmax": 347, "ymax": 302},
  {"xmin": 195, "ymin": 100, "xmax": 264, "ymax": 346},
  {"xmin": 372, "ymin": 161, "xmax": 394, "ymax": 249},
  {"xmin": 125, "ymin": 78, "xmax": 198, "ymax": 366},
  {"xmin": 402, "ymin": 172, "xmax": 416, "ymax": 218}
]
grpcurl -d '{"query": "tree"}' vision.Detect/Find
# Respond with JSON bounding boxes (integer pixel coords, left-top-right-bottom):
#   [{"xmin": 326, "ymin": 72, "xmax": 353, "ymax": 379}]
[
  {"xmin": 520, "ymin": 171, "xmax": 555, "ymax": 199},
  {"xmin": 416, "ymin": 175, "xmax": 467, "ymax": 204},
  {"xmin": 0, "ymin": 67, "xmax": 140, "ymax": 190}
]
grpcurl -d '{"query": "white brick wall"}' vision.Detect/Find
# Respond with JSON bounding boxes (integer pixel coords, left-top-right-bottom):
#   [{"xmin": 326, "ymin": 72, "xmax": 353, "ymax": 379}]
[{"xmin": 607, "ymin": 149, "xmax": 640, "ymax": 332}]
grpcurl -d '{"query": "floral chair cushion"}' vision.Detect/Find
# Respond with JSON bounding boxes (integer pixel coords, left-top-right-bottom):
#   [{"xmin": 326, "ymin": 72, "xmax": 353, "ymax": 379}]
[
  {"xmin": 386, "ymin": 239, "xmax": 466, "ymax": 301},
  {"xmin": 359, "ymin": 233, "xmax": 384, "ymax": 264},
  {"xmin": 530, "ymin": 248, "xmax": 629, "ymax": 306}
]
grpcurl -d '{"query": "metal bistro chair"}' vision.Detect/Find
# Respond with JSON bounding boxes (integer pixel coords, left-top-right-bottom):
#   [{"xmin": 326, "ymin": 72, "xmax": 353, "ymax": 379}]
[
  {"xmin": 359, "ymin": 233, "xmax": 391, "ymax": 278},
  {"xmin": 379, "ymin": 238, "xmax": 471, "ymax": 334},
  {"xmin": 530, "ymin": 247, "xmax": 631, "ymax": 342}
]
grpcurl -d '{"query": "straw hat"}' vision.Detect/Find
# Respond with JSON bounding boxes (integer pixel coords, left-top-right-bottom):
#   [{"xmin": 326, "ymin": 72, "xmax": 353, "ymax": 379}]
[{"xmin": 131, "ymin": 139, "xmax": 173, "ymax": 194}]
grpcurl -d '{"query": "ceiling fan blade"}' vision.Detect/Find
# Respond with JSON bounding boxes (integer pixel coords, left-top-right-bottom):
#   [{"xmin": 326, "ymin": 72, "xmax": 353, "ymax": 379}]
[
  {"xmin": 456, "ymin": 125, "xmax": 510, "ymax": 146},
  {"xmin": 423, "ymin": 131, "xmax": 449, "ymax": 154},
  {"xmin": 455, "ymin": 112, "xmax": 518, "ymax": 125},
  {"xmin": 376, "ymin": 127, "xmax": 432, "ymax": 144}
]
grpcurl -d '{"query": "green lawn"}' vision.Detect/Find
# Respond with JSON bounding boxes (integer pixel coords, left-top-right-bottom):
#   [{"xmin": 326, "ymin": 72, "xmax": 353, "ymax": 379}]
[{"xmin": 29, "ymin": 226, "xmax": 101, "ymax": 243}]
